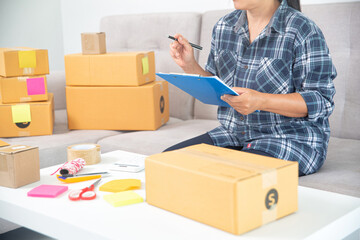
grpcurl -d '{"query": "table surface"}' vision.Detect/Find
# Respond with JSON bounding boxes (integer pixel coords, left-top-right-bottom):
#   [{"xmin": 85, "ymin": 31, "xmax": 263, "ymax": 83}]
[{"xmin": 0, "ymin": 151, "xmax": 360, "ymax": 240}]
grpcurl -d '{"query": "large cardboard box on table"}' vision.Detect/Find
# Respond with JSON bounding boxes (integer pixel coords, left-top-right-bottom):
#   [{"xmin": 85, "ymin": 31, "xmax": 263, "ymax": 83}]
[
  {"xmin": 0, "ymin": 75, "xmax": 48, "ymax": 103},
  {"xmin": 65, "ymin": 51, "xmax": 155, "ymax": 86},
  {"xmin": 0, "ymin": 93, "xmax": 54, "ymax": 137},
  {"xmin": 0, "ymin": 47, "xmax": 49, "ymax": 77},
  {"xmin": 0, "ymin": 145, "xmax": 40, "ymax": 188},
  {"xmin": 145, "ymin": 144, "xmax": 298, "ymax": 235},
  {"xmin": 66, "ymin": 81, "xmax": 169, "ymax": 130}
]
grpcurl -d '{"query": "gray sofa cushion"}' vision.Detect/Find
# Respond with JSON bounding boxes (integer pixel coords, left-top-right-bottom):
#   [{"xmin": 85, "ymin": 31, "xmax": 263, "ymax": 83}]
[
  {"xmin": 100, "ymin": 12, "xmax": 203, "ymax": 121},
  {"xmin": 299, "ymin": 136, "xmax": 360, "ymax": 198},
  {"xmin": 98, "ymin": 119, "xmax": 220, "ymax": 155}
]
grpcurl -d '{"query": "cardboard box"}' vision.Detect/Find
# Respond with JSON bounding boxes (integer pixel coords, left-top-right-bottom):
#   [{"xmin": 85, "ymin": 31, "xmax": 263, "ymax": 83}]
[
  {"xmin": 145, "ymin": 144, "xmax": 298, "ymax": 235},
  {"xmin": 0, "ymin": 47, "xmax": 49, "ymax": 77},
  {"xmin": 81, "ymin": 32, "xmax": 106, "ymax": 54},
  {"xmin": 0, "ymin": 93, "xmax": 54, "ymax": 137},
  {"xmin": 66, "ymin": 81, "xmax": 169, "ymax": 130},
  {"xmin": 65, "ymin": 51, "xmax": 155, "ymax": 86},
  {"xmin": 0, "ymin": 75, "xmax": 48, "ymax": 103},
  {"xmin": 0, "ymin": 145, "xmax": 40, "ymax": 188}
]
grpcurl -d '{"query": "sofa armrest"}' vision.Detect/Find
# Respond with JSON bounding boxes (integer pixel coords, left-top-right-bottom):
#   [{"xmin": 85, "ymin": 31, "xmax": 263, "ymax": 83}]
[{"xmin": 47, "ymin": 71, "xmax": 66, "ymax": 110}]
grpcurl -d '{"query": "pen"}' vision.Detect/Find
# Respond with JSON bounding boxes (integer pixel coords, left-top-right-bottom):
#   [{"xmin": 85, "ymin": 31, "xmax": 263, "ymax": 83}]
[
  {"xmin": 61, "ymin": 172, "xmax": 109, "ymax": 178},
  {"xmin": 168, "ymin": 35, "xmax": 203, "ymax": 50}
]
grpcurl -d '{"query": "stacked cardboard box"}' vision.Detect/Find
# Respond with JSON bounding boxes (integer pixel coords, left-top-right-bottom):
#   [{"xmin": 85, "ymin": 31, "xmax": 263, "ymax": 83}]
[
  {"xmin": 65, "ymin": 43, "xmax": 169, "ymax": 130},
  {"xmin": 0, "ymin": 47, "xmax": 54, "ymax": 137}
]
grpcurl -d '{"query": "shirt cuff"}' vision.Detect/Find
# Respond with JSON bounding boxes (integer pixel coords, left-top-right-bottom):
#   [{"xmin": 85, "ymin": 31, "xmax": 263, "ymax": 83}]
[{"xmin": 298, "ymin": 91, "xmax": 325, "ymax": 122}]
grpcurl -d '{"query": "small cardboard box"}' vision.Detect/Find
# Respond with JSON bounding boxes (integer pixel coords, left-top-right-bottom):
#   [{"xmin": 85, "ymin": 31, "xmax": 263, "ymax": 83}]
[
  {"xmin": 0, "ymin": 93, "xmax": 54, "ymax": 137},
  {"xmin": 81, "ymin": 32, "xmax": 106, "ymax": 55},
  {"xmin": 145, "ymin": 144, "xmax": 298, "ymax": 235},
  {"xmin": 66, "ymin": 81, "xmax": 169, "ymax": 130},
  {"xmin": 64, "ymin": 51, "xmax": 155, "ymax": 86},
  {"xmin": 0, "ymin": 145, "xmax": 40, "ymax": 188},
  {"xmin": 0, "ymin": 75, "xmax": 48, "ymax": 103},
  {"xmin": 0, "ymin": 47, "xmax": 49, "ymax": 77}
]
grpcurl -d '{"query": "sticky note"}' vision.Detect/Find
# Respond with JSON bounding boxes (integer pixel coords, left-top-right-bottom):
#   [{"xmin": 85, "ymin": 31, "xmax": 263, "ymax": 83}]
[
  {"xmin": 11, "ymin": 104, "xmax": 31, "ymax": 123},
  {"xmin": 27, "ymin": 185, "xmax": 68, "ymax": 198},
  {"xmin": 18, "ymin": 50, "xmax": 37, "ymax": 68},
  {"xmin": 0, "ymin": 140, "xmax": 10, "ymax": 147},
  {"xmin": 103, "ymin": 190, "xmax": 143, "ymax": 207},
  {"xmin": 142, "ymin": 56, "xmax": 149, "ymax": 75},
  {"xmin": 99, "ymin": 179, "xmax": 141, "ymax": 193},
  {"xmin": 26, "ymin": 77, "xmax": 46, "ymax": 95}
]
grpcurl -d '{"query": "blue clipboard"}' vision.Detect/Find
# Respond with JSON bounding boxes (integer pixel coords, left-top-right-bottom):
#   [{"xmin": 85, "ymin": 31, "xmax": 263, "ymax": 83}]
[{"xmin": 156, "ymin": 73, "xmax": 238, "ymax": 108}]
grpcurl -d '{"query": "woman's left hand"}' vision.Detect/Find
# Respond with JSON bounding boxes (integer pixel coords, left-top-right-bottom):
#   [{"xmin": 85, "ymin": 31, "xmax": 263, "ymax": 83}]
[{"xmin": 221, "ymin": 87, "xmax": 264, "ymax": 115}]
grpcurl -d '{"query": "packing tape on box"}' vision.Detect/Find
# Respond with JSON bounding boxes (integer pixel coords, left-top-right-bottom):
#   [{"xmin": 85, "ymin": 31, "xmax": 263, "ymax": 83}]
[
  {"xmin": 177, "ymin": 147, "xmax": 279, "ymax": 225},
  {"xmin": 67, "ymin": 144, "xmax": 101, "ymax": 165}
]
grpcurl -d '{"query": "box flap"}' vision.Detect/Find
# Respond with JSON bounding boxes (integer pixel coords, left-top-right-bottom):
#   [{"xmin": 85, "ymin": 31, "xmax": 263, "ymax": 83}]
[
  {"xmin": 0, "ymin": 145, "xmax": 37, "ymax": 154},
  {"xmin": 147, "ymin": 144, "xmax": 296, "ymax": 182},
  {"xmin": 0, "ymin": 140, "xmax": 10, "ymax": 147}
]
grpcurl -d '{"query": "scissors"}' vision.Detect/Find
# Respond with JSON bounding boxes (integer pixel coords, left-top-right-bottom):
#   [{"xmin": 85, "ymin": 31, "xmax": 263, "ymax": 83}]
[{"xmin": 68, "ymin": 179, "xmax": 101, "ymax": 201}]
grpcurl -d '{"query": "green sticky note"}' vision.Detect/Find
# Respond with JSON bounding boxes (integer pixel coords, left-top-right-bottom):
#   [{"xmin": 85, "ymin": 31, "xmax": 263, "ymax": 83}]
[
  {"xmin": 11, "ymin": 104, "xmax": 31, "ymax": 123},
  {"xmin": 142, "ymin": 56, "xmax": 149, "ymax": 75},
  {"xmin": 18, "ymin": 50, "xmax": 37, "ymax": 68}
]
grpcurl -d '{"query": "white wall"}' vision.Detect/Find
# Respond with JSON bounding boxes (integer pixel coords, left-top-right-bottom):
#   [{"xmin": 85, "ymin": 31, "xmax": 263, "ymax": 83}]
[
  {"xmin": 0, "ymin": 0, "xmax": 64, "ymax": 72},
  {"xmin": 1, "ymin": 0, "xmax": 359, "ymax": 71}
]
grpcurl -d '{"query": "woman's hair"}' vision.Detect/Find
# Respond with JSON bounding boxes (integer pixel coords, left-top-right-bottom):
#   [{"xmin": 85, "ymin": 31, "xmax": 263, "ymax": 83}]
[{"xmin": 286, "ymin": 0, "xmax": 301, "ymax": 12}]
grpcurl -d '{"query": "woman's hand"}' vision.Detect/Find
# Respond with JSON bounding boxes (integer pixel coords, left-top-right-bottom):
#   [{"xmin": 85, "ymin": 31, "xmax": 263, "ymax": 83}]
[
  {"xmin": 169, "ymin": 33, "xmax": 196, "ymax": 71},
  {"xmin": 221, "ymin": 87, "xmax": 264, "ymax": 115}
]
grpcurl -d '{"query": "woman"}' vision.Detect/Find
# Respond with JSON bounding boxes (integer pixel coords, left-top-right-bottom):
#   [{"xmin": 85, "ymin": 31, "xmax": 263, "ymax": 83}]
[{"xmin": 166, "ymin": 0, "xmax": 336, "ymax": 176}]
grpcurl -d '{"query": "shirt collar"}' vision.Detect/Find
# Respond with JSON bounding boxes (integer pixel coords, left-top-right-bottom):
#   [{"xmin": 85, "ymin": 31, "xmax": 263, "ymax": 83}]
[{"xmin": 229, "ymin": 0, "xmax": 288, "ymax": 35}]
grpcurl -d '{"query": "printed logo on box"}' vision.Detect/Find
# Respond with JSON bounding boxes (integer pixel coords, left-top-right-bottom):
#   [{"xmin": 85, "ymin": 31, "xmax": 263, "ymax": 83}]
[{"xmin": 265, "ymin": 188, "xmax": 278, "ymax": 210}]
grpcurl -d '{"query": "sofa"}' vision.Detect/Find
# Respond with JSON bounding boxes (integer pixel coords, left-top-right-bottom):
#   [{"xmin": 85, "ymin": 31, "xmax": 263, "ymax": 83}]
[{"xmin": 1, "ymin": 1, "xmax": 359, "ymax": 234}]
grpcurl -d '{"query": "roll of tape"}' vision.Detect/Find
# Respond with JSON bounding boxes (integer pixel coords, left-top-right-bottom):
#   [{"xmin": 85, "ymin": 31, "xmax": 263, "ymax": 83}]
[{"xmin": 67, "ymin": 144, "xmax": 101, "ymax": 165}]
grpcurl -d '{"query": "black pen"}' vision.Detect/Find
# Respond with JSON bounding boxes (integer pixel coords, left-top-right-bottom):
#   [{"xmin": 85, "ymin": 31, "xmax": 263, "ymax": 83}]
[{"xmin": 168, "ymin": 35, "xmax": 203, "ymax": 50}]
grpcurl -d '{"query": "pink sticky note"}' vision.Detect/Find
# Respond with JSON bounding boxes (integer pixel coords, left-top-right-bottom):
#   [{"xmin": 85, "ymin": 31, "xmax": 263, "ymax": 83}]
[
  {"xmin": 26, "ymin": 77, "xmax": 46, "ymax": 95},
  {"xmin": 27, "ymin": 185, "xmax": 68, "ymax": 198}
]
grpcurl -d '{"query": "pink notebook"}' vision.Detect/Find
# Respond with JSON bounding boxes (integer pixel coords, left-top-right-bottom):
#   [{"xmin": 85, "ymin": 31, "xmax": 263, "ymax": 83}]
[{"xmin": 27, "ymin": 185, "xmax": 68, "ymax": 198}]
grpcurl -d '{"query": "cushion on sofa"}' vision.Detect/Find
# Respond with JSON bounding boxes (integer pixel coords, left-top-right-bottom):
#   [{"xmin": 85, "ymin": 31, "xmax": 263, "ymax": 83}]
[{"xmin": 97, "ymin": 119, "xmax": 220, "ymax": 155}]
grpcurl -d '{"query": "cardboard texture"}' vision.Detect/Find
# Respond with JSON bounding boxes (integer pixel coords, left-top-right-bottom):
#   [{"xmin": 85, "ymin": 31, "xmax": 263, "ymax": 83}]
[
  {"xmin": 0, "ymin": 75, "xmax": 48, "ymax": 103},
  {"xmin": 66, "ymin": 81, "xmax": 169, "ymax": 130},
  {"xmin": 145, "ymin": 144, "xmax": 298, "ymax": 235},
  {"xmin": 81, "ymin": 32, "xmax": 106, "ymax": 55},
  {"xmin": 0, "ymin": 47, "xmax": 49, "ymax": 77},
  {"xmin": 0, "ymin": 93, "xmax": 54, "ymax": 137},
  {"xmin": 64, "ymin": 51, "xmax": 155, "ymax": 86},
  {"xmin": 0, "ymin": 145, "xmax": 40, "ymax": 188}
]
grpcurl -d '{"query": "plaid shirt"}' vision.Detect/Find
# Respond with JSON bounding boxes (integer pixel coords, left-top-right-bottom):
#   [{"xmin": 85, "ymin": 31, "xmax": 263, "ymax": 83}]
[{"xmin": 205, "ymin": 0, "xmax": 336, "ymax": 175}]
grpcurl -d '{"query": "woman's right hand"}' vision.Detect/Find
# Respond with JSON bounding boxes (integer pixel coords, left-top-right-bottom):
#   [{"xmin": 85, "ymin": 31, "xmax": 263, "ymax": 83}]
[{"xmin": 169, "ymin": 33, "xmax": 196, "ymax": 71}]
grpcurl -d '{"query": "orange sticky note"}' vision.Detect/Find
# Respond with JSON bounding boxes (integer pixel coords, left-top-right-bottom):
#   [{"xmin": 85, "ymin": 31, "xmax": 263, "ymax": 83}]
[
  {"xmin": 11, "ymin": 104, "xmax": 31, "ymax": 123},
  {"xmin": 142, "ymin": 56, "xmax": 149, "ymax": 75},
  {"xmin": 18, "ymin": 50, "xmax": 37, "ymax": 68},
  {"xmin": 99, "ymin": 179, "xmax": 141, "ymax": 193}
]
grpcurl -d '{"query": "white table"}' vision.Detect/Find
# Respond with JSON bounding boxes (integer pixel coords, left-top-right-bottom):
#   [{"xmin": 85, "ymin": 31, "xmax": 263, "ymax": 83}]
[{"xmin": 0, "ymin": 152, "xmax": 359, "ymax": 240}]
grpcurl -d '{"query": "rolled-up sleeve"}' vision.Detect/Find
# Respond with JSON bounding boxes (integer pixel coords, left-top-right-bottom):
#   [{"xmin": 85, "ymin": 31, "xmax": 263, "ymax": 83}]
[{"xmin": 293, "ymin": 33, "xmax": 337, "ymax": 122}]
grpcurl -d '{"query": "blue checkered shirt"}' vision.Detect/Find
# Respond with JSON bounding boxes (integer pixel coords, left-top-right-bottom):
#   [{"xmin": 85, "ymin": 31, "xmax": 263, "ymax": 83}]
[{"xmin": 205, "ymin": 0, "xmax": 337, "ymax": 175}]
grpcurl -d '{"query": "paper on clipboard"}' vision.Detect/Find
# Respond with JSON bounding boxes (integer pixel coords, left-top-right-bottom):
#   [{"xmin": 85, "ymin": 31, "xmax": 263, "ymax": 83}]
[{"xmin": 156, "ymin": 72, "xmax": 238, "ymax": 108}]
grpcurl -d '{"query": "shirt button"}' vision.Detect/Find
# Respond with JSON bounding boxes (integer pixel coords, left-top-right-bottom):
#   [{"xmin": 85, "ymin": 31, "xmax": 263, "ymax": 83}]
[
  {"xmin": 244, "ymin": 65, "xmax": 248, "ymax": 69},
  {"xmin": 241, "ymin": 131, "xmax": 245, "ymax": 135},
  {"xmin": 240, "ymin": 116, "xmax": 244, "ymax": 121}
]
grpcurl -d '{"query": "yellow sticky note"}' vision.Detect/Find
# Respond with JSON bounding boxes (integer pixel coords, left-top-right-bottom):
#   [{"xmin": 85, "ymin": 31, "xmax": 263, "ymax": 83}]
[
  {"xmin": 103, "ymin": 190, "xmax": 144, "ymax": 207},
  {"xmin": 11, "ymin": 104, "xmax": 31, "ymax": 123},
  {"xmin": 142, "ymin": 56, "xmax": 149, "ymax": 75},
  {"xmin": 18, "ymin": 50, "xmax": 37, "ymax": 68}
]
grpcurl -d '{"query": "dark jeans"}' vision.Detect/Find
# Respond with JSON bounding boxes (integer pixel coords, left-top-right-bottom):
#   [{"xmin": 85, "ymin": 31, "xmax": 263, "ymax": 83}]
[{"xmin": 163, "ymin": 133, "xmax": 304, "ymax": 176}]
